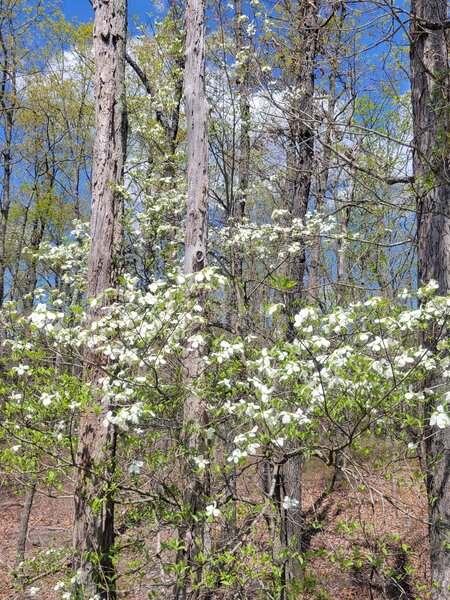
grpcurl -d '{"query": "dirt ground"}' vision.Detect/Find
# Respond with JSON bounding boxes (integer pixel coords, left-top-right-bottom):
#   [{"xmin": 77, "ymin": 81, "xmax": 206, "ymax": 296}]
[
  {"xmin": 0, "ymin": 457, "xmax": 430, "ymax": 599},
  {"xmin": 0, "ymin": 489, "xmax": 72, "ymax": 599}
]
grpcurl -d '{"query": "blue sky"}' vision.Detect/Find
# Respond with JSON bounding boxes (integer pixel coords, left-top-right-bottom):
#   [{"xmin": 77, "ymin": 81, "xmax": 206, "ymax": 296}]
[{"xmin": 61, "ymin": 0, "xmax": 152, "ymax": 25}]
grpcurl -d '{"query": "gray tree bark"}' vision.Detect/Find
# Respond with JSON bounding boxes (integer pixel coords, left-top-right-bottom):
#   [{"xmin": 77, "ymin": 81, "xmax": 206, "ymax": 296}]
[
  {"xmin": 280, "ymin": 1, "xmax": 319, "ymax": 589},
  {"xmin": 72, "ymin": 0, "xmax": 127, "ymax": 598},
  {"xmin": 410, "ymin": 1, "xmax": 450, "ymax": 597},
  {"xmin": 175, "ymin": 0, "xmax": 209, "ymax": 596},
  {"xmin": 284, "ymin": 0, "xmax": 318, "ymax": 324},
  {"xmin": 16, "ymin": 477, "xmax": 37, "ymax": 562},
  {"xmin": 183, "ymin": 0, "xmax": 208, "ymax": 278}
]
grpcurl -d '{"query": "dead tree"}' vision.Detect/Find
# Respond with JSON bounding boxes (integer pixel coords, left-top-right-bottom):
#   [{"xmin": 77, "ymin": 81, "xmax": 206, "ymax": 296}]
[{"xmin": 175, "ymin": 0, "xmax": 209, "ymax": 597}]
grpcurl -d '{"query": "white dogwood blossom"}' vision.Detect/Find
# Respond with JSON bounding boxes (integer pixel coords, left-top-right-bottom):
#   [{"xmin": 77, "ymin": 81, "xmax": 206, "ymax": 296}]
[
  {"xmin": 193, "ymin": 455, "xmax": 210, "ymax": 470},
  {"xmin": 430, "ymin": 405, "xmax": 450, "ymax": 429},
  {"xmin": 282, "ymin": 496, "xmax": 299, "ymax": 510},
  {"xmin": 128, "ymin": 460, "xmax": 144, "ymax": 474},
  {"xmin": 206, "ymin": 502, "xmax": 221, "ymax": 518}
]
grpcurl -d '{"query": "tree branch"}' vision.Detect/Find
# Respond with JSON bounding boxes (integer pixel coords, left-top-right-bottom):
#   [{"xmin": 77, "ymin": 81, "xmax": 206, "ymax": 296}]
[{"xmin": 125, "ymin": 52, "xmax": 168, "ymax": 131}]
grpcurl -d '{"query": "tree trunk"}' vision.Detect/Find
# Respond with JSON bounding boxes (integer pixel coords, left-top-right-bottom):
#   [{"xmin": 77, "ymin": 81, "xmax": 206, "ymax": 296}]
[
  {"xmin": 72, "ymin": 0, "xmax": 127, "ymax": 598},
  {"xmin": 234, "ymin": 0, "xmax": 250, "ymax": 224},
  {"xmin": 22, "ymin": 216, "xmax": 45, "ymax": 313},
  {"xmin": 176, "ymin": 0, "xmax": 209, "ymax": 596},
  {"xmin": 410, "ymin": 1, "xmax": 450, "ymax": 597},
  {"xmin": 283, "ymin": 0, "xmax": 317, "ymax": 326},
  {"xmin": 228, "ymin": 0, "xmax": 251, "ymax": 335},
  {"xmin": 183, "ymin": 0, "xmax": 208, "ymax": 278},
  {"xmin": 16, "ymin": 477, "xmax": 37, "ymax": 562},
  {"xmin": 336, "ymin": 163, "xmax": 355, "ymax": 305},
  {"xmin": 308, "ymin": 58, "xmax": 338, "ymax": 305},
  {"xmin": 0, "ymin": 101, "xmax": 12, "ymax": 307},
  {"xmin": 280, "ymin": 1, "xmax": 318, "ymax": 589},
  {"xmin": 0, "ymin": 6, "xmax": 16, "ymax": 307}
]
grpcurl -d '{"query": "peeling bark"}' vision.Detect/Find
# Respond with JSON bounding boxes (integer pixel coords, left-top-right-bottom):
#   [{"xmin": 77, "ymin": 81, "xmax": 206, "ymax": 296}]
[
  {"xmin": 183, "ymin": 0, "xmax": 208, "ymax": 278},
  {"xmin": 175, "ymin": 0, "xmax": 209, "ymax": 596},
  {"xmin": 72, "ymin": 0, "xmax": 127, "ymax": 598}
]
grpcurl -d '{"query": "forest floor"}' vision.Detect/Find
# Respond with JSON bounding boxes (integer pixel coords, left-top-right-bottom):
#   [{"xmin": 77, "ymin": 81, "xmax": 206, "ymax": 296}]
[{"xmin": 0, "ymin": 451, "xmax": 430, "ymax": 599}]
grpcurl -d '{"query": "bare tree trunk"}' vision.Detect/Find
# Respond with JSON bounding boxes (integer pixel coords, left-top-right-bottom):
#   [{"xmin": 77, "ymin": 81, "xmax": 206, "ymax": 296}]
[
  {"xmin": 336, "ymin": 201, "xmax": 350, "ymax": 304},
  {"xmin": 219, "ymin": 1, "xmax": 252, "ymax": 545},
  {"xmin": 0, "ymin": 21, "xmax": 14, "ymax": 366},
  {"xmin": 308, "ymin": 137, "xmax": 331, "ymax": 305},
  {"xmin": 228, "ymin": 0, "xmax": 251, "ymax": 335},
  {"xmin": 72, "ymin": 163, "xmax": 81, "ymax": 220},
  {"xmin": 73, "ymin": 0, "xmax": 127, "ymax": 598},
  {"xmin": 22, "ymin": 216, "xmax": 45, "ymax": 313},
  {"xmin": 234, "ymin": 0, "xmax": 250, "ymax": 224},
  {"xmin": 175, "ymin": 0, "xmax": 209, "ymax": 596},
  {"xmin": 308, "ymin": 56, "xmax": 339, "ymax": 305},
  {"xmin": 280, "ymin": 2, "xmax": 319, "ymax": 589},
  {"xmin": 410, "ymin": 1, "xmax": 450, "ymax": 597},
  {"xmin": 16, "ymin": 477, "xmax": 37, "ymax": 562},
  {"xmin": 0, "ymin": 102, "xmax": 12, "ymax": 306},
  {"xmin": 183, "ymin": 0, "xmax": 208, "ymax": 278},
  {"xmin": 280, "ymin": 449, "xmax": 303, "ymax": 581},
  {"xmin": 283, "ymin": 0, "xmax": 317, "ymax": 327},
  {"xmin": 0, "ymin": 6, "xmax": 16, "ymax": 307},
  {"xmin": 336, "ymin": 163, "xmax": 355, "ymax": 305}
]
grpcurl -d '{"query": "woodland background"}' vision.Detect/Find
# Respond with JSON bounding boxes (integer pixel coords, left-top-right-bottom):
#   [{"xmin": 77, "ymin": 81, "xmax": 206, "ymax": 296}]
[{"xmin": 0, "ymin": 0, "xmax": 450, "ymax": 598}]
